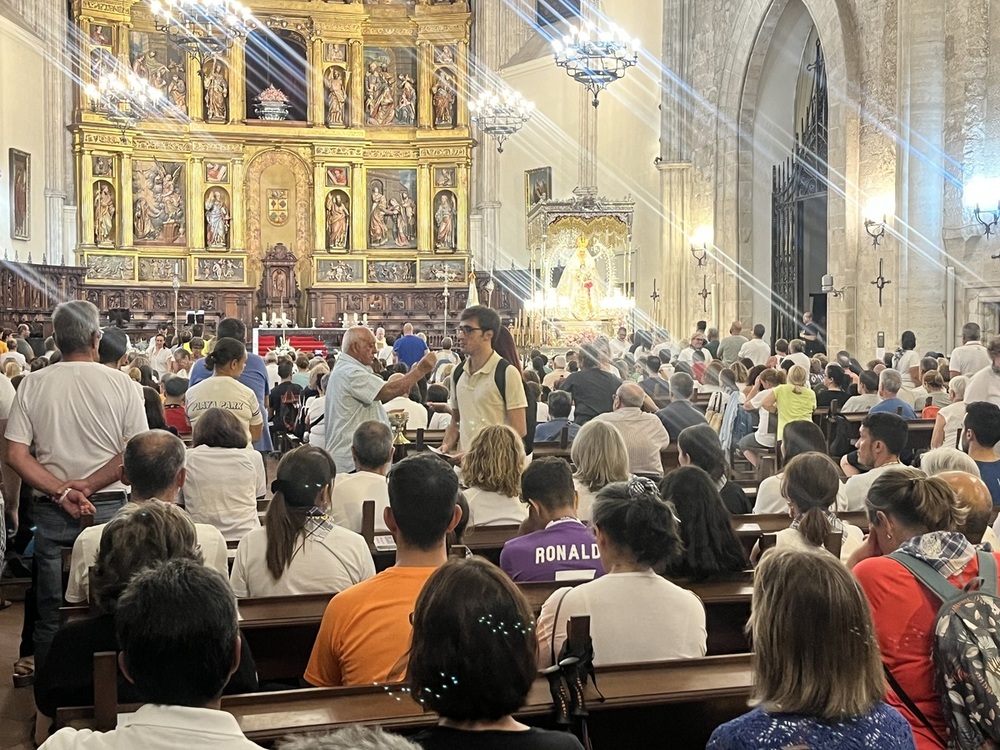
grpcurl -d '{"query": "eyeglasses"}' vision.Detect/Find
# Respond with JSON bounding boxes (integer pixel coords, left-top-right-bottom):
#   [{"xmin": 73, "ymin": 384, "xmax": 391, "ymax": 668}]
[{"xmin": 458, "ymin": 325, "xmax": 482, "ymax": 335}]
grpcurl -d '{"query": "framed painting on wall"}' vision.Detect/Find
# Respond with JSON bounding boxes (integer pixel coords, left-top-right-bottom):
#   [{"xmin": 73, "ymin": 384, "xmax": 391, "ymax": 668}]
[
  {"xmin": 525, "ymin": 166, "xmax": 551, "ymax": 211},
  {"xmin": 132, "ymin": 160, "xmax": 186, "ymax": 245},
  {"xmin": 9, "ymin": 149, "xmax": 30, "ymax": 241}
]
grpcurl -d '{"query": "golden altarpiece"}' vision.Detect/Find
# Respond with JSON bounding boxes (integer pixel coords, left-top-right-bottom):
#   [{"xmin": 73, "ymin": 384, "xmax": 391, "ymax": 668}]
[{"xmin": 72, "ymin": 0, "xmax": 474, "ymax": 334}]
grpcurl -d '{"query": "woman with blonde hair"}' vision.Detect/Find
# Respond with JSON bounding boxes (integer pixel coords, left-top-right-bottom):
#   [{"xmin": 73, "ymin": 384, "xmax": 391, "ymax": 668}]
[
  {"xmin": 231, "ymin": 445, "xmax": 374, "ymax": 597},
  {"xmin": 708, "ymin": 548, "xmax": 914, "ymax": 748},
  {"xmin": 571, "ymin": 419, "xmax": 631, "ymax": 522},
  {"xmin": 930, "ymin": 375, "xmax": 968, "ymax": 449},
  {"xmin": 761, "ymin": 364, "xmax": 816, "ymax": 441},
  {"xmin": 916, "ymin": 370, "xmax": 949, "ymax": 414},
  {"xmin": 751, "ymin": 452, "xmax": 863, "ymax": 564},
  {"xmin": 460, "ymin": 424, "xmax": 527, "ymax": 527},
  {"xmin": 851, "ymin": 468, "xmax": 1000, "ymax": 749}
]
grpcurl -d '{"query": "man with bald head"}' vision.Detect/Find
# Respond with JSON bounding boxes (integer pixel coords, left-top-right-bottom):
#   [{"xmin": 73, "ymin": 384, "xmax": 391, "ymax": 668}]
[
  {"xmin": 592, "ymin": 382, "xmax": 670, "ymax": 476},
  {"xmin": 392, "ymin": 321, "xmax": 428, "ymax": 370},
  {"xmin": 325, "ymin": 326, "xmax": 436, "ymax": 472},
  {"xmin": 935, "ymin": 471, "xmax": 998, "ymax": 547}
]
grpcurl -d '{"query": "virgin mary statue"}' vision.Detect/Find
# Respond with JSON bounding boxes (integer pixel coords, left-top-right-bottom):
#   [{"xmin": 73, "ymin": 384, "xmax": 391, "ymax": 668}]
[{"xmin": 555, "ymin": 235, "xmax": 603, "ymax": 320}]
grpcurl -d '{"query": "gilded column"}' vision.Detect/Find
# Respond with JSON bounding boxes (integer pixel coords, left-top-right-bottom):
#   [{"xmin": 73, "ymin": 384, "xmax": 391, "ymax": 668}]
[
  {"xmin": 350, "ymin": 161, "xmax": 365, "ymax": 252},
  {"xmin": 309, "ymin": 37, "xmax": 324, "ymax": 125},
  {"xmin": 79, "ymin": 149, "xmax": 96, "ymax": 249},
  {"xmin": 314, "ymin": 162, "xmax": 327, "ymax": 253},
  {"xmin": 120, "ymin": 151, "xmax": 134, "ymax": 248},
  {"xmin": 456, "ymin": 160, "xmax": 469, "ymax": 253},
  {"xmin": 348, "ymin": 40, "xmax": 363, "ymax": 129},
  {"xmin": 188, "ymin": 56, "xmax": 204, "ymax": 122},
  {"xmin": 190, "ymin": 156, "xmax": 205, "ymax": 248},
  {"xmin": 229, "ymin": 45, "xmax": 246, "ymax": 123},
  {"xmin": 231, "ymin": 158, "xmax": 245, "ymax": 251},
  {"xmin": 455, "ymin": 41, "xmax": 469, "ymax": 128},
  {"xmin": 417, "ymin": 41, "xmax": 433, "ymax": 129},
  {"xmin": 418, "ymin": 163, "xmax": 431, "ymax": 251}
]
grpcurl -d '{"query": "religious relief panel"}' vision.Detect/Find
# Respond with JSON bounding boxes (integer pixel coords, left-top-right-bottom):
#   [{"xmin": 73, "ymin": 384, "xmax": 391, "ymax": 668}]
[
  {"xmin": 138, "ymin": 257, "xmax": 187, "ymax": 283},
  {"xmin": 325, "ymin": 166, "xmax": 349, "ymax": 188},
  {"xmin": 129, "ymin": 32, "xmax": 187, "ymax": 115},
  {"xmin": 431, "ymin": 68, "xmax": 457, "ymax": 129},
  {"xmin": 89, "ymin": 24, "xmax": 113, "ymax": 48},
  {"xmin": 87, "ymin": 253, "xmax": 134, "ymax": 281},
  {"xmin": 92, "ymin": 155, "xmax": 114, "ymax": 177},
  {"xmin": 418, "ymin": 258, "xmax": 466, "ymax": 284},
  {"xmin": 205, "ymin": 161, "xmax": 229, "ymax": 183},
  {"xmin": 93, "ymin": 180, "xmax": 116, "ymax": 246},
  {"xmin": 323, "ymin": 65, "xmax": 350, "ymax": 127},
  {"xmin": 204, "ymin": 188, "xmax": 231, "ymax": 248},
  {"xmin": 363, "ymin": 47, "xmax": 418, "ymax": 127},
  {"xmin": 194, "ymin": 256, "xmax": 245, "ymax": 283},
  {"xmin": 316, "ymin": 258, "xmax": 363, "ymax": 284},
  {"xmin": 433, "ymin": 190, "xmax": 457, "ymax": 251},
  {"xmin": 434, "ymin": 167, "xmax": 456, "ymax": 188},
  {"xmin": 325, "ymin": 189, "xmax": 351, "ymax": 250},
  {"xmin": 132, "ymin": 160, "xmax": 186, "ymax": 246},
  {"xmin": 367, "ymin": 168, "xmax": 417, "ymax": 249},
  {"xmin": 202, "ymin": 58, "xmax": 230, "ymax": 123},
  {"xmin": 324, "ymin": 43, "xmax": 347, "ymax": 63},
  {"xmin": 369, "ymin": 260, "xmax": 416, "ymax": 284}
]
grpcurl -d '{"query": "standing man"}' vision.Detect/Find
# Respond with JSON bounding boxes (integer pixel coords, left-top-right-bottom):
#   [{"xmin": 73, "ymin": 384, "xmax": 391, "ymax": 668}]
[
  {"xmin": 799, "ymin": 311, "xmax": 825, "ymax": 356},
  {"xmin": 148, "ymin": 331, "xmax": 173, "ymax": 378},
  {"xmin": 550, "ymin": 345, "xmax": 619, "ymax": 427},
  {"xmin": 716, "ymin": 321, "xmax": 749, "ymax": 366},
  {"xmin": 188, "ymin": 317, "xmax": 273, "ymax": 454},
  {"xmin": 7, "ymin": 300, "xmax": 147, "ymax": 668},
  {"xmin": 440, "ymin": 306, "xmax": 527, "ymax": 454},
  {"xmin": 950, "ymin": 323, "xmax": 991, "ymax": 378},
  {"xmin": 609, "ymin": 326, "xmax": 630, "ymax": 359},
  {"xmin": 738, "ymin": 324, "xmax": 771, "ymax": 366},
  {"xmin": 392, "ymin": 322, "xmax": 428, "ymax": 370},
  {"xmin": 963, "ymin": 335, "xmax": 1000, "ymax": 406},
  {"xmin": 325, "ymin": 325, "xmax": 435, "ymax": 472}
]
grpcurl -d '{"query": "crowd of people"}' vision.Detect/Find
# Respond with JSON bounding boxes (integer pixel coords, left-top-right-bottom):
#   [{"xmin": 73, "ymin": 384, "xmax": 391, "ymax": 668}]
[{"xmin": 4, "ymin": 301, "xmax": 1000, "ymax": 749}]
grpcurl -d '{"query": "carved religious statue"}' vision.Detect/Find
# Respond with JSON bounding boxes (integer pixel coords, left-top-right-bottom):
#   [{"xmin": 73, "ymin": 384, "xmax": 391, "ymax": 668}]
[
  {"xmin": 94, "ymin": 182, "xmax": 116, "ymax": 245},
  {"xmin": 324, "ymin": 66, "xmax": 349, "ymax": 127},
  {"xmin": 432, "ymin": 70, "xmax": 456, "ymax": 127},
  {"xmin": 365, "ymin": 62, "xmax": 396, "ymax": 126},
  {"xmin": 369, "ymin": 181, "xmax": 389, "ymax": 246},
  {"xmin": 433, "ymin": 192, "xmax": 456, "ymax": 250},
  {"xmin": 203, "ymin": 58, "xmax": 229, "ymax": 122},
  {"xmin": 325, "ymin": 191, "xmax": 350, "ymax": 249},
  {"xmin": 555, "ymin": 235, "xmax": 603, "ymax": 321},
  {"xmin": 204, "ymin": 189, "xmax": 230, "ymax": 248}
]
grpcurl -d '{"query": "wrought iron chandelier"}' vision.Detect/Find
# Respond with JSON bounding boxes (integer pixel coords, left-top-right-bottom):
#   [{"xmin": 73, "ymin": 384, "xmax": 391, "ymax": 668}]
[
  {"xmin": 148, "ymin": 0, "xmax": 256, "ymax": 63},
  {"xmin": 552, "ymin": 22, "xmax": 639, "ymax": 107},
  {"xmin": 469, "ymin": 89, "xmax": 535, "ymax": 153},
  {"xmin": 84, "ymin": 71, "xmax": 164, "ymax": 138}
]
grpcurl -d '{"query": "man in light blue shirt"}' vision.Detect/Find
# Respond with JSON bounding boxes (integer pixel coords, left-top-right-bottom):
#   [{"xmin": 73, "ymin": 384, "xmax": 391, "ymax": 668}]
[
  {"xmin": 325, "ymin": 326, "xmax": 436, "ymax": 472},
  {"xmin": 868, "ymin": 368, "xmax": 916, "ymax": 420}
]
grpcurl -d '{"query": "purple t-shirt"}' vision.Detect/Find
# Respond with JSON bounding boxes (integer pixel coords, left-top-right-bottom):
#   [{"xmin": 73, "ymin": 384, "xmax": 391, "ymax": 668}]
[
  {"xmin": 500, "ymin": 519, "xmax": 604, "ymax": 583},
  {"xmin": 392, "ymin": 334, "xmax": 428, "ymax": 368}
]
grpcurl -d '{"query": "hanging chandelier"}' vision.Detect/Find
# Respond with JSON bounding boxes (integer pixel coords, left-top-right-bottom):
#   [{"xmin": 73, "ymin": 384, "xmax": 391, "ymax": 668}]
[
  {"xmin": 148, "ymin": 0, "xmax": 256, "ymax": 63},
  {"xmin": 552, "ymin": 22, "xmax": 639, "ymax": 107},
  {"xmin": 84, "ymin": 71, "xmax": 164, "ymax": 139},
  {"xmin": 470, "ymin": 89, "xmax": 535, "ymax": 154}
]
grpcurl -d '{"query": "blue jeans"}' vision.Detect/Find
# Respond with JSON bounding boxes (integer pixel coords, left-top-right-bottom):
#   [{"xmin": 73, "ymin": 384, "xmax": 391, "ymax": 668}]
[{"xmin": 32, "ymin": 495, "xmax": 125, "ymax": 668}]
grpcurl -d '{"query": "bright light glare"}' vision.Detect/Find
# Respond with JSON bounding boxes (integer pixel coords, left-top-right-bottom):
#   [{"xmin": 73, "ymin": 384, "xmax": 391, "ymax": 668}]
[
  {"xmin": 963, "ymin": 176, "xmax": 1000, "ymax": 209},
  {"xmin": 862, "ymin": 193, "xmax": 894, "ymax": 223},
  {"xmin": 690, "ymin": 225, "xmax": 713, "ymax": 248}
]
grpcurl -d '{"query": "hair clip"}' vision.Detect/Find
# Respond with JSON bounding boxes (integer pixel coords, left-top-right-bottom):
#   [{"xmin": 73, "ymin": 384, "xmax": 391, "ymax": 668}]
[{"xmin": 627, "ymin": 476, "xmax": 659, "ymax": 498}]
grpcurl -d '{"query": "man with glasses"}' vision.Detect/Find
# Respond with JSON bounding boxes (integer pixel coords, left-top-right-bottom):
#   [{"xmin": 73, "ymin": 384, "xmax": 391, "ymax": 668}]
[
  {"xmin": 440, "ymin": 305, "xmax": 527, "ymax": 455},
  {"xmin": 7, "ymin": 300, "xmax": 147, "ymax": 671}
]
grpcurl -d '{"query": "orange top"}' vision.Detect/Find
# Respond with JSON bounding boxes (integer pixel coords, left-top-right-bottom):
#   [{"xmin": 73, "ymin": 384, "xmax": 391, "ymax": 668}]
[{"xmin": 304, "ymin": 566, "xmax": 436, "ymax": 687}]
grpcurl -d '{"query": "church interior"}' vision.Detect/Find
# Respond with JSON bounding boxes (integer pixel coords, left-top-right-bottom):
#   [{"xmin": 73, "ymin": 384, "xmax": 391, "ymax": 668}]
[{"xmin": 3, "ymin": 0, "xmax": 1000, "ymax": 746}]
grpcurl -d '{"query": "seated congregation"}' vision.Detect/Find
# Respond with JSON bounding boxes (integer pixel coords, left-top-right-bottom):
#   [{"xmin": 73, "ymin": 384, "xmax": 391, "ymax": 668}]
[{"xmin": 8, "ymin": 304, "xmax": 1000, "ymax": 749}]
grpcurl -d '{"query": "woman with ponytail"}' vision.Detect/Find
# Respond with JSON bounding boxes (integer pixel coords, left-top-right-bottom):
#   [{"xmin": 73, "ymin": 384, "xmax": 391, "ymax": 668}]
[
  {"xmin": 536, "ymin": 477, "xmax": 706, "ymax": 667},
  {"xmin": 230, "ymin": 445, "xmax": 374, "ymax": 597},
  {"xmin": 761, "ymin": 364, "xmax": 816, "ymax": 441},
  {"xmin": 752, "ymin": 452, "xmax": 863, "ymax": 564},
  {"xmin": 184, "ymin": 336, "xmax": 263, "ymax": 446},
  {"xmin": 851, "ymin": 468, "xmax": 1000, "ymax": 749},
  {"xmin": 816, "ymin": 363, "xmax": 852, "ymax": 409}
]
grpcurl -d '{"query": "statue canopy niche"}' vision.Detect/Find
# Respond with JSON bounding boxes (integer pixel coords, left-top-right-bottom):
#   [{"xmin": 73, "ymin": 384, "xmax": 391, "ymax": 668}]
[{"xmin": 526, "ymin": 197, "xmax": 635, "ymax": 345}]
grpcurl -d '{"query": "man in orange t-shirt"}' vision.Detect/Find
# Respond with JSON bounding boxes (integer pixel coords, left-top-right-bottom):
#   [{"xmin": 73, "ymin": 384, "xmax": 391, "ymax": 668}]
[{"xmin": 304, "ymin": 453, "xmax": 461, "ymax": 686}]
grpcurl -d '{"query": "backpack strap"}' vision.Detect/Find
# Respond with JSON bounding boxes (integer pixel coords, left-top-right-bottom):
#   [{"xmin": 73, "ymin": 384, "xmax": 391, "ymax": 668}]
[
  {"xmin": 887, "ymin": 549, "xmax": 966, "ymax": 604},
  {"xmin": 975, "ymin": 550, "xmax": 998, "ymax": 597},
  {"xmin": 494, "ymin": 357, "xmax": 509, "ymax": 409},
  {"xmin": 883, "ymin": 664, "xmax": 948, "ymax": 747}
]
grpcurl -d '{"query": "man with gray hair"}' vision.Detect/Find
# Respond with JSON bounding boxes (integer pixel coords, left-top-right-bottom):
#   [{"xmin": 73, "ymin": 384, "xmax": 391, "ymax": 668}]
[
  {"xmin": 655, "ymin": 371, "xmax": 708, "ymax": 441},
  {"xmin": 593, "ymin": 382, "xmax": 670, "ymax": 476},
  {"xmin": 950, "ymin": 322, "xmax": 991, "ymax": 378},
  {"xmin": 7, "ymin": 300, "xmax": 147, "ymax": 667},
  {"xmin": 868, "ymin": 368, "xmax": 916, "ymax": 418},
  {"xmin": 325, "ymin": 325, "xmax": 435, "ymax": 472},
  {"xmin": 277, "ymin": 727, "xmax": 419, "ymax": 750},
  {"xmin": 542, "ymin": 353, "xmax": 568, "ymax": 390},
  {"xmin": 329, "ymin": 420, "xmax": 394, "ymax": 534},
  {"xmin": 64, "ymin": 430, "xmax": 227, "ymax": 605}
]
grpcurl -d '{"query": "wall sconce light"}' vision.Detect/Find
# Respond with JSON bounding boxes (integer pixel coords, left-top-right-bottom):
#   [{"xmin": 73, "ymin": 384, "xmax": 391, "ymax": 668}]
[
  {"xmin": 689, "ymin": 226, "xmax": 712, "ymax": 266},
  {"xmin": 821, "ymin": 273, "xmax": 844, "ymax": 298},
  {"xmin": 862, "ymin": 194, "xmax": 893, "ymax": 248},
  {"xmin": 964, "ymin": 176, "xmax": 1000, "ymax": 243}
]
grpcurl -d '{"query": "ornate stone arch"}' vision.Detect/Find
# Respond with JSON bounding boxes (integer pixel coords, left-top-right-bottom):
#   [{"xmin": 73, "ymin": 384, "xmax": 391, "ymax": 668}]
[
  {"xmin": 244, "ymin": 148, "xmax": 313, "ymax": 281},
  {"xmin": 712, "ymin": 0, "xmax": 861, "ymax": 351}
]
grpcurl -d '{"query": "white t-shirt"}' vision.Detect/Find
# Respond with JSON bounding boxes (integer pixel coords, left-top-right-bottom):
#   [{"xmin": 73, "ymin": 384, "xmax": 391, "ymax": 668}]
[
  {"xmin": 0, "ymin": 373, "xmax": 16, "ymax": 420},
  {"xmin": 786, "ymin": 352, "xmax": 811, "ymax": 371},
  {"xmin": 6, "ymin": 362, "xmax": 147, "ymax": 493},
  {"xmin": 305, "ymin": 395, "xmax": 326, "ymax": 447},
  {"xmin": 749, "ymin": 390, "xmax": 775, "ymax": 448},
  {"xmin": 181, "ymin": 445, "xmax": 265, "ymax": 542},
  {"xmin": 738, "ymin": 338, "xmax": 771, "ymax": 366},
  {"xmin": 229, "ymin": 521, "xmax": 375, "ymax": 598},
  {"xmin": 573, "ymin": 479, "xmax": 601, "ymax": 523},
  {"xmin": 148, "ymin": 347, "xmax": 174, "ymax": 378},
  {"xmin": 383, "ymin": 395, "xmax": 428, "ymax": 430},
  {"xmin": 330, "ymin": 470, "xmax": 390, "ymax": 534},
  {"xmin": 377, "ymin": 344, "xmax": 395, "ymax": 364},
  {"xmin": 65, "ymin": 508, "xmax": 228, "ymax": 603},
  {"xmin": 185, "ymin": 376, "xmax": 263, "ymax": 446},
  {"xmin": 937, "ymin": 401, "xmax": 967, "ymax": 450},
  {"xmin": 964, "ymin": 367, "xmax": 1000, "ymax": 407},
  {"xmin": 429, "ymin": 411, "xmax": 452, "ymax": 430},
  {"xmin": 841, "ymin": 393, "xmax": 880, "ymax": 413},
  {"xmin": 265, "ymin": 362, "xmax": 280, "ymax": 389},
  {"xmin": 949, "ymin": 342, "xmax": 990, "ymax": 377},
  {"xmin": 840, "ymin": 463, "xmax": 909, "ymax": 512},
  {"xmin": 754, "ymin": 474, "xmax": 851, "ymax": 514},
  {"xmin": 895, "ymin": 350, "xmax": 920, "ymax": 388},
  {"xmin": 536, "ymin": 570, "xmax": 706, "ymax": 668},
  {"xmin": 775, "ymin": 522, "xmax": 865, "ymax": 564},
  {"xmin": 464, "ymin": 486, "xmax": 528, "ymax": 527}
]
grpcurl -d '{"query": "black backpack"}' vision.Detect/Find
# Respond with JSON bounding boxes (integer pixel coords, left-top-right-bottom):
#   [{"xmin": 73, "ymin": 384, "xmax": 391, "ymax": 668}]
[
  {"xmin": 452, "ymin": 357, "xmax": 536, "ymax": 453},
  {"xmin": 278, "ymin": 386, "xmax": 300, "ymax": 434},
  {"xmin": 887, "ymin": 549, "xmax": 1000, "ymax": 749}
]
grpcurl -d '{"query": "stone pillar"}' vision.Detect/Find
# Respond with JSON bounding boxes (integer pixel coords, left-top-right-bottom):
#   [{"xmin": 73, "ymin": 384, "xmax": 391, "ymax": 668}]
[
  {"xmin": 42, "ymin": 0, "xmax": 67, "ymax": 264},
  {"xmin": 469, "ymin": 1, "xmax": 501, "ymax": 274}
]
